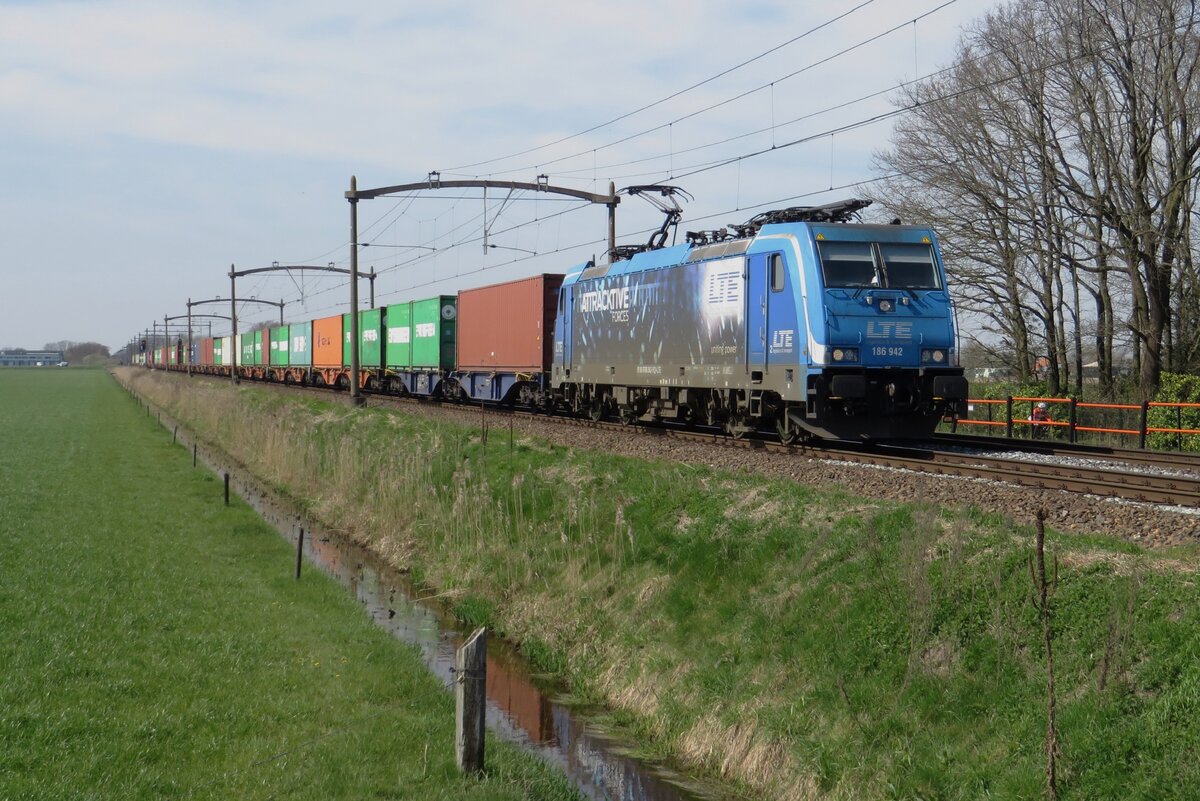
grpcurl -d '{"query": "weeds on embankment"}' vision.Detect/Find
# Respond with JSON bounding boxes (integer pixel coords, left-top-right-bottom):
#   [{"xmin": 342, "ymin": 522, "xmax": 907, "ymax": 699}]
[
  {"xmin": 121, "ymin": 369, "xmax": 1200, "ymax": 801},
  {"xmin": 0, "ymin": 369, "xmax": 580, "ymax": 801}
]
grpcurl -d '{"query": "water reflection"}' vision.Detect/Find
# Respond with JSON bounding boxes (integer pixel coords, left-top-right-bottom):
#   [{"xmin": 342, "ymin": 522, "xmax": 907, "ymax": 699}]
[{"xmin": 279, "ymin": 511, "xmax": 706, "ymax": 801}]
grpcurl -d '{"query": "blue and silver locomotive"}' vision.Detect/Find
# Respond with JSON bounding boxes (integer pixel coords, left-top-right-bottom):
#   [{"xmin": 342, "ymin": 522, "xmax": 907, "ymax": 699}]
[{"xmin": 551, "ymin": 199, "xmax": 968, "ymax": 441}]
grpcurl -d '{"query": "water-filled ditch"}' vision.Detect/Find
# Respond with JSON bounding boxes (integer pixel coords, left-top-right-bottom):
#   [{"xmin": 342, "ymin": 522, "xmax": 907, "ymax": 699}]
[{"xmin": 178, "ymin": 428, "xmax": 712, "ymax": 801}]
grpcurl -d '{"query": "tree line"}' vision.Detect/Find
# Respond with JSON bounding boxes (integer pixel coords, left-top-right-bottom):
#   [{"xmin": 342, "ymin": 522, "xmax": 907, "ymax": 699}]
[
  {"xmin": 42, "ymin": 341, "xmax": 111, "ymax": 364},
  {"xmin": 876, "ymin": 0, "xmax": 1199, "ymax": 400}
]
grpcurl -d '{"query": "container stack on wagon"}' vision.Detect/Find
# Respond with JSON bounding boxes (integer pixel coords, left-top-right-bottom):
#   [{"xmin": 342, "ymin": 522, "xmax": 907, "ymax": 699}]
[
  {"xmin": 287, "ymin": 321, "xmax": 311, "ymax": 383},
  {"xmin": 451, "ymin": 274, "xmax": 563, "ymax": 404},
  {"xmin": 383, "ymin": 295, "xmax": 456, "ymax": 396}
]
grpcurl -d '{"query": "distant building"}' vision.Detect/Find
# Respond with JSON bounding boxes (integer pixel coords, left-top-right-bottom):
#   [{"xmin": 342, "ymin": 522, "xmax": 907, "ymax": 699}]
[{"xmin": 0, "ymin": 349, "xmax": 66, "ymax": 367}]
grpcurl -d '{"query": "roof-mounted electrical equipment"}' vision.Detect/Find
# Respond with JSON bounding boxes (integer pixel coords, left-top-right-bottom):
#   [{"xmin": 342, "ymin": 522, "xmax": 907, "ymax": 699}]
[
  {"xmin": 739, "ymin": 198, "xmax": 872, "ymax": 234},
  {"xmin": 611, "ymin": 185, "xmax": 693, "ymax": 261}
]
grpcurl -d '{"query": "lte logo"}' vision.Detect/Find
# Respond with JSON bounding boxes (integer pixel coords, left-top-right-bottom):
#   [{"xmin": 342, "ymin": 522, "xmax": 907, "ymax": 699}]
[
  {"xmin": 771, "ymin": 329, "xmax": 794, "ymax": 350},
  {"xmin": 865, "ymin": 321, "xmax": 913, "ymax": 340}
]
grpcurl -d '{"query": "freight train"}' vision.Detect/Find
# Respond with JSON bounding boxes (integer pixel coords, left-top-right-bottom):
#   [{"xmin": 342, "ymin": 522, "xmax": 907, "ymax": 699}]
[{"xmin": 153, "ymin": 199, "xmax": 968, "ymax": 442}]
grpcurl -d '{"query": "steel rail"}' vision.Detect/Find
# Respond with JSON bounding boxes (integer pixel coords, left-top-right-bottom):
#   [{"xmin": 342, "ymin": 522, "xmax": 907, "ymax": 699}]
[
  {"xmin": 160, "ymin": 370, "xmax": 1200, "ymax": 508},
  {"xmin": 932, "ymin": 432, "xmax": 1200, "ymax": 472}
]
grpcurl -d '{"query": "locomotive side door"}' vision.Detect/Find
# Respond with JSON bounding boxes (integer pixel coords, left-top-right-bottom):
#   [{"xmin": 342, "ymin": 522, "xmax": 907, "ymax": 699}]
[{"xmin": 746, "ymin": 253, "xmax": 768, "ymax": 377}]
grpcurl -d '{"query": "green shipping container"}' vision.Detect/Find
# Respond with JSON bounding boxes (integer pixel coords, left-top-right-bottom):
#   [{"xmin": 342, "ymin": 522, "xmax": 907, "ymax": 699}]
[
  {"xmin": 270, "ymin": 326, "xmax": 289, "ymax": 366},
  {"xmin": 252, "ymin": 330, "xmax": 264, "ymax": 366},
  {"xmin": 213, "ymin": 337, "xmax": 225, "ymax": 365},
  {"xmin": 343, "ymin": 309, "xmax": 383, "ymax": 369},
  {"xmin": 384, "ymin": 296, "xmax": 456, "ymax": 370},
  {"xmin": 289, "ymin": 321, "xmax": 312, "ymax": 367},
  {"xmin": 239, "ymin": 334, "xmax": 253, "ymax": 366},
  {"xmin": 383, "ymin": 304, "xmax": 412, "ymax": 369}
]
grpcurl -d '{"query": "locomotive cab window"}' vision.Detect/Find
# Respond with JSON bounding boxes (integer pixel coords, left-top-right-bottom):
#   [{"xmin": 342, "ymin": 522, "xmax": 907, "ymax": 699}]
[
  {"xmin": 879, "ymin": 243, "xmax": 941, "ymax": 289},
  {"xmin": 817, "ymin": 241, "xmax": 878, "ymax": 288},
  {"xmin": 770, "ymin": 253, "xmax": 785, "ymax": 292}
]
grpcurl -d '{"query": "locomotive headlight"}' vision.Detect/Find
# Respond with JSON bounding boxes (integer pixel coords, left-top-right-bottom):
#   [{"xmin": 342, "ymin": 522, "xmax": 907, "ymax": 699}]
[
  {"xmin": 932, "ymin": 349, "xmax": 945, "ymax": 363},
  {"xmin": 879, "ymin": 299, "xmax": 894, "ymax": 312},
  {"xmin": 832, "ymin": 348, "xmax": 857, "ymax": 363},
  {"xmin": 922, "ymin": 349, "xmax": 947, "ymax": 364}
]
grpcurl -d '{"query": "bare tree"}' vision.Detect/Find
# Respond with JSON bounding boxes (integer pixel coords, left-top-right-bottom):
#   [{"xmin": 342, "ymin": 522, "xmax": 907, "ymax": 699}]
[{"xmin": 877, "ymin": 0, "xmax": 1200, "ymax": 398}]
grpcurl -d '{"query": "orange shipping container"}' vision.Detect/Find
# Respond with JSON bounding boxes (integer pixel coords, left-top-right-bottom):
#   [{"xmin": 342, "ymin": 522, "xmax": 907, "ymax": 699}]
[
  {"xmin": 312, "ymin": 314, "xmax": 343, "ymax": 367},
  {"xmin": 456, "ymin": 274, "xmax": 563, "ymax": 372}
]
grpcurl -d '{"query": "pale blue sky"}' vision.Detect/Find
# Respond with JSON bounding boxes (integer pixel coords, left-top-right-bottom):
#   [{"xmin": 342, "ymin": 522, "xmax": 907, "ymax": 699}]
[{"xmin": 0, "ymin": 0, "xmax": 998, "ymax": 351}]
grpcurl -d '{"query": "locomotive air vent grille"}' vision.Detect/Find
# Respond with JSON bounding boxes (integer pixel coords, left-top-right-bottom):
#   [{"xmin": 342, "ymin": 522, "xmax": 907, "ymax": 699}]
[
  {"xmin": 579, "ymin": 262, "xmax": 612, "ymax": 280},
  {"xmin": 686, "ymin": 239, "xmax": 751, "ymax": 263}
]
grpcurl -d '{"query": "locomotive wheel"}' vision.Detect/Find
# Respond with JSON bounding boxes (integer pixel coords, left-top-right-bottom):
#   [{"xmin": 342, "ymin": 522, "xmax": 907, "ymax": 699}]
[
  {"xmin": 619, "ymin": 405, "xmax": 638, "ymax": 426},
  {"xmin": 589, "ymin": 397, "xmax": 605, "ymax": 422},
  {"xmin": 726, "ymin": 411, "xmax": 751, "ymax": 440},
  {"xmin": 705, "ymin": 398, "xmax": 723, "ymax": 427},
  {"xmin": 679, "ymin": 404, "xmax": 698, "ymax": 429},
  {"xmin": 776, "ymin": 418, "xmax": 800, "ymax": 446}
]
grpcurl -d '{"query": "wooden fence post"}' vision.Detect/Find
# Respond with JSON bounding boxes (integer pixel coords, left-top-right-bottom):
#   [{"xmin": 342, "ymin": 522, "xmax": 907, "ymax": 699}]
[
  {"xmin": 455, "ymin": 627, "xmax": 487, "ymax": 774},
  {"xmin": 295, "ymin": 528, "xmax": 304, "ymax": 580}
]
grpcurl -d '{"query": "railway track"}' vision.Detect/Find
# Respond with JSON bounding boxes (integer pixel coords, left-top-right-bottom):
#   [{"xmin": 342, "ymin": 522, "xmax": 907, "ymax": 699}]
[
  {"xmin": 519, "ymin": 407, "xmax": 1200, "ymax": 509},
  {"xmin": 930, "ymin": 432, "xmax": 1200, "ymax": 473},
  {"xmin": 166, "ymin": 371, "xmax": 1200, "ymax": 510}
]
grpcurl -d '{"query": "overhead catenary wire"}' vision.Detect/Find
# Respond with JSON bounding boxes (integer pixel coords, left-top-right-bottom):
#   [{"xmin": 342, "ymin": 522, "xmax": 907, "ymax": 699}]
[
  {"xmin": 438, "ymin": 0, "xmax": 882, "ymax": 173},
  {"xmin": 450, "ymin": 1, "xmax": 959, "ymax": 180},
  {"xmin": 221, "ymin": 2, "xmax": 956, "ymax": 299},
  {"xmin": 194, "ymin": 6, "xmax": 1189, "ymax": 328}
]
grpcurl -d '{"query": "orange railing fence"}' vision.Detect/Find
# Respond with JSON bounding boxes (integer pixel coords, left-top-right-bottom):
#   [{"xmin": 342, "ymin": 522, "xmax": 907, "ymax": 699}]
[{"xmin": 953, "ymin": 395, "xmax": 1200, "ymax": 449}]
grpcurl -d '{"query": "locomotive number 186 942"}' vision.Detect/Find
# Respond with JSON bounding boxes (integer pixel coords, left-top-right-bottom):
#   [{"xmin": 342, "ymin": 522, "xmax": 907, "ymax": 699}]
[{"xmin": 871, "ymin": 345, "xmax": 906, "ymax": 358}]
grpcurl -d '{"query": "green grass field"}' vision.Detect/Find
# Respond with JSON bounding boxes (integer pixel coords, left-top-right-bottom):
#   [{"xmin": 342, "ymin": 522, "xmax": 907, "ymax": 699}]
[
  {"xmin": 0, "ymin": 369, "xmax": 580, "ymax": 801},
  {"xmin": 118, "ymin": 367, "xmax": 1200, "ymax": 801}
]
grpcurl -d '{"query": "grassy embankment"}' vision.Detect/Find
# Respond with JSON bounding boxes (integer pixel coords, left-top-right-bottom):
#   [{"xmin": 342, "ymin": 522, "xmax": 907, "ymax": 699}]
[
  {"xmin": 120, "ymin": 368, "xmax": 1200, "ymax": 801},
  {"xmin": 0, "ymin": 368, "xmax": 581, "ymax": 801}
]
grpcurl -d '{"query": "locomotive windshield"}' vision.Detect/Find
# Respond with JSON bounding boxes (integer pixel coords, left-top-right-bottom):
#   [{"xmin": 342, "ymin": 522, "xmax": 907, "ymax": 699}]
[
  {"xmin": 879, "ymin": 243, "xmax": 941, "ymax": 289},
  {"xmin": 817, "ymin": 240, "xmax": 942, "ymax": 290},
  {"xmin": 817, "ymin": 241, "xmax": 877, "ymax": 287}
]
